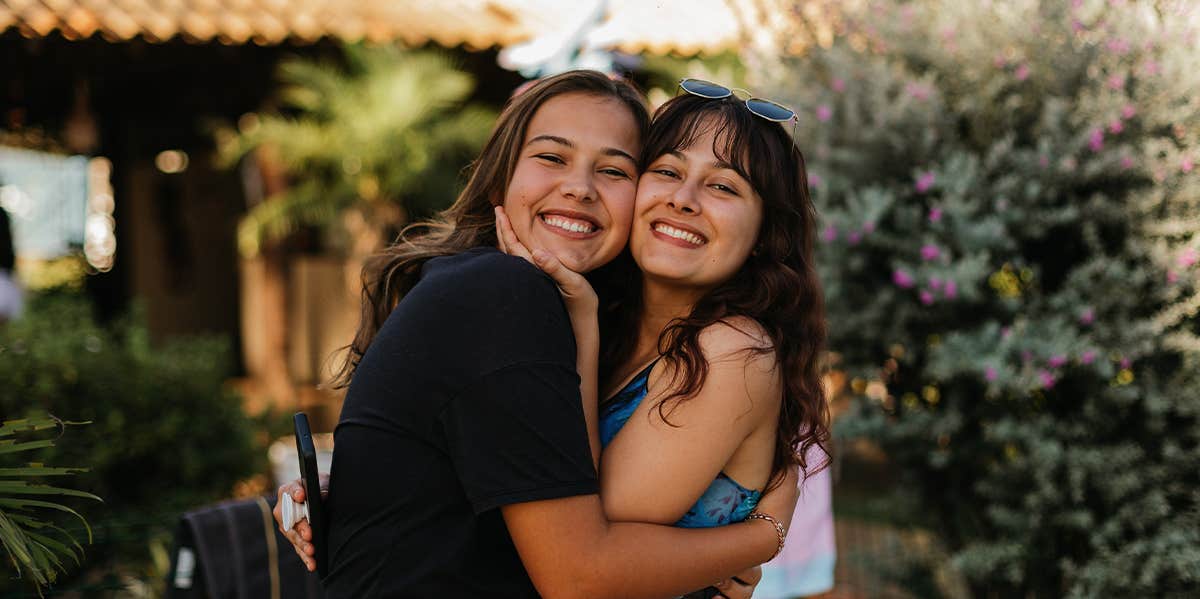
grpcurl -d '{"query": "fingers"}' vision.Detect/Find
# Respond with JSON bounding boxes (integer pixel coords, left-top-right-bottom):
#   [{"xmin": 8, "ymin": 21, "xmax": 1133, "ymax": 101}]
[
  {"xmin": 530, "ymin": 250, "xmax": 588, "ymax": 295},
  {"xmin": 713, "ymin": 574, "xmax": 756, "ymax": 599},
  {"xmin": 283, "ymin": 525, "xmax": 316, "ymax": 571},
  {"xmin": 494, "ymin": 206, "xmax": 534, "ymax": 262},
  {"xmin": 276, "ymin": 480, "xmax": 318, "ymax": 572},
  {"xmin": 286, "ymin": 479, "xmax": 306, "ymax": 503}
]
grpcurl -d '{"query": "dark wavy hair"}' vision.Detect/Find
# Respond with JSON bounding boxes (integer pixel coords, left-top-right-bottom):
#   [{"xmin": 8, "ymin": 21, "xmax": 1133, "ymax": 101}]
[
  {"xmin": 601, "ymin": 94, "xmax": 830, "ymax": 488},
  {"xmin": 331, "ymin": 70, "xmax": 649, "ymax": 388}
]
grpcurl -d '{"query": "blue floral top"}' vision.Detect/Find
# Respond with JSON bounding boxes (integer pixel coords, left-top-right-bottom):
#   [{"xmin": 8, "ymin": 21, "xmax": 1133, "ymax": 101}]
[{"xmin": 599, "ymin": 361, "xmax": 762, "ymax": 528}]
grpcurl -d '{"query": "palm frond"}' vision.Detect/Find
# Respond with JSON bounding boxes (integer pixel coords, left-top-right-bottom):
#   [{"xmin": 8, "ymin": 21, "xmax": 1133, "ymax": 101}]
[
  {"xmin": 0, "ymin": 414, "xmax": 99, "ymax": 595},
  {"xmin": 228, "ymin": 44, "xmax": 495, "ymax": 256}
]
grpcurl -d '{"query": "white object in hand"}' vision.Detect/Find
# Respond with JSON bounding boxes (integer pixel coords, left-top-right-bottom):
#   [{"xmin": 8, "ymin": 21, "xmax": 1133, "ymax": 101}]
[{"xmin": 281, "ymin": 493, "xmax": 310, "ymax": 531}]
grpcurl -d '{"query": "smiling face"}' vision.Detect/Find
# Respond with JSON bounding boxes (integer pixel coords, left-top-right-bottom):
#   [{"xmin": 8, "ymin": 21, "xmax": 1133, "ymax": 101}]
[
  {"xmin": 630, "ymin": 117, "xmax": 764, "ymax": 292},
  {"xmin": 501, "ymin": 92, "xmax": 641, "ymax": 273}
]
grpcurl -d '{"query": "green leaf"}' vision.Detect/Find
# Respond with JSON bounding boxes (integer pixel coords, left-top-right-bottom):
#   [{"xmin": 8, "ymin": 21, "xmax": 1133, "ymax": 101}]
[{"xmin": 0, "ymin": 481, "xmax": 102, "ymax": 501}]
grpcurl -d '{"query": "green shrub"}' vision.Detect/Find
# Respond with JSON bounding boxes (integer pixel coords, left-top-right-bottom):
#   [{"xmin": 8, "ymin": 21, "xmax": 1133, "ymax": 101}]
[
  {"xmin": 755, "ymin": 0, "xmax": 1200, "ymax": 596},
  {"xmin": 0, "ymin": 292, "xmax": 263, "ymax": 591}
]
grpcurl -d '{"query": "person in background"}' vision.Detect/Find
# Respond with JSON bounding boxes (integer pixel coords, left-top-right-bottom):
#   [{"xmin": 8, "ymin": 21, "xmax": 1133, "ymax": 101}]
[
  {"xmin": 0, "ymin": 204, "xmax": 23, "ymax": 324},
  {"xmin": 756, "ymin": 445, "xmax": 837, "ymax": 598}
]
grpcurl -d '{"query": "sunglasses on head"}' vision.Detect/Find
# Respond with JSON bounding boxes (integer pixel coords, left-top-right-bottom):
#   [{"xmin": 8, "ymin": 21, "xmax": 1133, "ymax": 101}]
[{"xmin": 678, "ymin": 78, "xmax": 799, "ymax": 139}]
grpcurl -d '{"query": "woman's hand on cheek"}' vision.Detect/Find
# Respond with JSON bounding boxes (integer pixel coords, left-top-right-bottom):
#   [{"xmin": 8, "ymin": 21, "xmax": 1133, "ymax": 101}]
[
  {"xmin": 495, "ymin": 206, "xmax": 535, "ymax": 263},
  {"xmin": 495, "ymin": 206, "xmax": 597, "ymax": 316}
]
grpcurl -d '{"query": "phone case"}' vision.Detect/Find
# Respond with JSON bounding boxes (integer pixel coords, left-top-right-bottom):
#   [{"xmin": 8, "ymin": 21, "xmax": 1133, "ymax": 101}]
[{"xmin": 293, "ymin": 412, "xmax": 328, "ymax": 578}]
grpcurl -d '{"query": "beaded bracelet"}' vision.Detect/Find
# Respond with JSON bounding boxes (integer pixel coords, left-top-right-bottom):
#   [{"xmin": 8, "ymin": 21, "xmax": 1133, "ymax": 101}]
[{"xmin": 745, "ymin": 511, "xmax": 786, "ymax": 560}]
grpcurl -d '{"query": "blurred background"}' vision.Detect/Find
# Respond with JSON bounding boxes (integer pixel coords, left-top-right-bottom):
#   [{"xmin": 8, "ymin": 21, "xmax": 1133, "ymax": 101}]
[{"xmin": 1, "ymin": 0, "xmax": 1198, "ymax": 597}]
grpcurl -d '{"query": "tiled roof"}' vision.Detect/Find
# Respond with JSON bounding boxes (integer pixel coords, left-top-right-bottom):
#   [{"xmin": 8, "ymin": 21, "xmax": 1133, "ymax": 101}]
[
  {"xmin": 0, "ymin": 0, "xmax": 559, "ymax": 47},
  {"xmin": 0, "ymin": 0, "xmax": 836, "ymax": 55}
]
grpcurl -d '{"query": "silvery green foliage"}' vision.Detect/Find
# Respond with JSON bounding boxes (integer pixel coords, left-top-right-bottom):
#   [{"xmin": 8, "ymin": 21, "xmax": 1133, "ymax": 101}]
[{"xmin": 754, "ymin": 1, "xmax": 1200, "ymax": 596}]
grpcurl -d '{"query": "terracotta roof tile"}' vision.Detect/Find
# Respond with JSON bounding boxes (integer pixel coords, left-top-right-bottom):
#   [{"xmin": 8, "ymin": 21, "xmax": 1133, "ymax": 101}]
[{"xmin": 0, "ymin": 0, "xmax": 837, "ymax": 55}]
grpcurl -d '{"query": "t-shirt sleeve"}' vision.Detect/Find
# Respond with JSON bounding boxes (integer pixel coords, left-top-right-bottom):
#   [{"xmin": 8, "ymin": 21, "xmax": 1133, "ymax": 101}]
[{"xmin": 439, "ymin": 361, "xmax": 598, "ymax": 514}]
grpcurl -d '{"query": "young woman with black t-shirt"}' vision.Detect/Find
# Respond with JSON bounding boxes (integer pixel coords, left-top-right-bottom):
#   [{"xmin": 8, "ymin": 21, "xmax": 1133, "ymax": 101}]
[
  {"xmin": 495, "ymin": 88, "xmax": 828, "ymax": 599},
  {"xmin": 275, "ymin": 71, "xmax": 800, "ymax": 598}
]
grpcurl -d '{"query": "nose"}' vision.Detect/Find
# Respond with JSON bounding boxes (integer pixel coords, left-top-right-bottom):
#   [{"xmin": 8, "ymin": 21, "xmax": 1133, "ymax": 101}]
[
  {"xmin": 560, "ymin": 166, "xmax": 596, "ymax": 203},
  {"xmin": 666, "ymin": 181, "xmax": 701, "ymax": 215}
]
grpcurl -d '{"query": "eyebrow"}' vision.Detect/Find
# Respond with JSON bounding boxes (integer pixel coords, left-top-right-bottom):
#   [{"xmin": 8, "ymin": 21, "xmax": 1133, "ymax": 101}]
[
  {"xmin": 527, "ymin": 134, "xmax": 637, "ymax": 164},
  {"xmin": 664, "ymin": 150, "xmax": 739, "ymax": 173}
]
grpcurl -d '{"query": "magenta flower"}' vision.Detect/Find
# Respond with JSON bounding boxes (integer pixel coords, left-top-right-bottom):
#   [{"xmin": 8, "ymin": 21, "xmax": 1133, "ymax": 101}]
[
  {"xmin": 1088, "ymin": 128, "xmax": 1105, "ymax": 152},
  {"xmin": 847, "ymin": 231, "xmax": 862, "ymax": 245},
  {"xmin": 929, "ymin": 207, "xmax": 943, "ymax": 223},
  {"xmin": 1183, "ymin": 157, "xmax": 1194, "ymax": 173},
  {"xmin": 920, "ymin": 244, "xmax": 941, "ymax": 261},
  {"xmin": 862, "ymin": 221, "xmax": 876, "ymax": 234},
  {"xmin": 832, "ymin": 78, "xmax": 846, "ymax": 92},
  {"xmin": 1121, "ymin": 104, "xmax": 1137, "ymax": 119},
  {"xmin": 1167, "ymin": 270, "xmax": 1180, "ymax": 284},
  {"xmin": 1001, "ymin": 327, "xmax": 1012, "ymax": 339},
  {"xmin": 821, "ymin": 225, "xmax": 838, "ymax": 242},
  {"xmin": 943, "ymin": 279, "xmax": 958, "ymax": 299},
  {"xmin": 1015, "ymin": 64, "xmax": 1030, "ymax": 81},
  {"xmin": 1120, "ymin": 357, "xmax": 1131, "ymax": 369},
  {"xmin": 1120, "ymin": 156, "xmax": 1135, "ymax": 170},
  {"xmin": 808, "ymin": 172, "xmax": 822, "ymax": 188},
  {"xmin": 1105, "ymin": 37, "xmax": 1130, "ymax": 54},
  {"xmin": 915, "ymin": 171, "xmax": 935, "ymax": 193},
  {"xmin": 905, "ymin": 83, "xmax": 931, "ymax": 101},
  {"xmin": 929, "ymin": 276, "xmax": 943, "ymax": 291},
  {"xmin": 1081, "ymin": 350, "xmax": 1097, "ymax": 365},
  {"xmin": 1108, "ymin": 120, "xmax": 1124, "ymax": 134},
  {"xmin": 985, "ymin": 366, "xmax": 998, "ymax": 382},
  {"xmin": 1140, "ymin": 59, "xmax": 1160, "ymax": 77},
  {"xmin": 1038, "ymin": 370, "xmax": 1057, "ymax": 389},
  {"xmin": 893, "ymin": 269, "xmax": 915, "ymax": 288},
  {"xmin": 1178, "ymin": 247, "xmax": 1197, "ymax": 268},
  {"xmin": 993, "ymin": 54, "xmax": 1008, "ymax": 68},
  {"xmin": 816, "ymin": 105, "xmax": 833, "ymax": 122},
  {"xmin": 1048, "ymin": 355, "xmax": 1068, "ymax": 368},
  {"xmin": 1079, "ymin": 307, "xmax": 1095, "ymax": 325},
  {"xmin": 919, "ymin": 289, "xmax": 934, "ymax": 305},
  {"xmin": 1107, "ymin": 74, "xmax": 1126, "ymax": 91}
]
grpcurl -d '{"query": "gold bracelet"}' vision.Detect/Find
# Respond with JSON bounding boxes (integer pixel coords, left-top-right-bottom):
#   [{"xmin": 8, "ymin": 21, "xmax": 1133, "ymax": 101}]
[{"xmin": 745, "ymin": 511, "xmax": 786, "ymax": 560}]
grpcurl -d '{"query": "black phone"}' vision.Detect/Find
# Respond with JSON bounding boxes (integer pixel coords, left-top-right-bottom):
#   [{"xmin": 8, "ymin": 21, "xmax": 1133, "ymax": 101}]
[{"xmin": 293, "ymin": 412, "xmax": 328, "ymax": 578}]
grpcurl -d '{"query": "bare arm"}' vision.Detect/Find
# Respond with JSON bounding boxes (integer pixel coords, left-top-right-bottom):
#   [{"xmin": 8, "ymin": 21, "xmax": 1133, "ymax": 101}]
[
  {"xmin": 502, "ymin": 465, "xmax": 798, "ymax": 599},
  {"xmin": 601, "ymin": 320, "xmax": 782, "ymax": 525}
]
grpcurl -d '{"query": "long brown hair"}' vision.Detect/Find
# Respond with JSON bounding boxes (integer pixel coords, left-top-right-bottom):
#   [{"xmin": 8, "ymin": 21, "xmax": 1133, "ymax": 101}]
[
  {"xmin": 332, "ymin": 71, "xmax": 650, "ymax": 388},
  {"xmin": 602, "ymin": 94, "xmax": 830, "ymax": 488}
]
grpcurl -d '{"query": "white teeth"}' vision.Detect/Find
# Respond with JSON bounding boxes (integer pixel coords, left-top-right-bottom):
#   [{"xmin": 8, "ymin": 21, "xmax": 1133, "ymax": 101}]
[
  {"xmin": 653, "ymin": 224, "xmax": 705, "ymax": 246},
  {"xmin": 543, "ymin": 216, "xmax": 596, "ymax": 233}
]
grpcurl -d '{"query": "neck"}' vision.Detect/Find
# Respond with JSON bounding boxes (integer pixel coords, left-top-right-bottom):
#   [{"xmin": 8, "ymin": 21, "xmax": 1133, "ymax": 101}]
[{"xmin": 634, "ymin": 275, "xmax": 708, "ymax": 356}]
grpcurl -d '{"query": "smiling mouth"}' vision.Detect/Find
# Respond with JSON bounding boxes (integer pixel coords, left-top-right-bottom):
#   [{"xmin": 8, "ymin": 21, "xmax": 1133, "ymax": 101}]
[
  {"xmin": 652, "ymin": 222, "xmax": 707, "ymax": 246},
  {"xmin": 540, "ymin": 213, "xmax": 599, "ymax": 234}
]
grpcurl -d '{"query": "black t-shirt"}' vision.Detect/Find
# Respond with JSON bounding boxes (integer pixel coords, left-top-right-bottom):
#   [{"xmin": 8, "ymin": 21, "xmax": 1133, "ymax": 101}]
[{"xmin": 323, "ymin": 247, "xmax": 597, "ymax": 598}]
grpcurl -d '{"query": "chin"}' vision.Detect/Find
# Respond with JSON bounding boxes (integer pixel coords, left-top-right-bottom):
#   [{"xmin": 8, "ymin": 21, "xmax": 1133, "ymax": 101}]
[{"xmin": 544, "ymin": 248, "xmax": 595, "ymax": 273}]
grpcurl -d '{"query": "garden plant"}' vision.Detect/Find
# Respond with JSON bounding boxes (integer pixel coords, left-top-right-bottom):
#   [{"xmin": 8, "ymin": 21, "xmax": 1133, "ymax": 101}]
[{"xmin": 756, "ymin": 0, "xmax": 1200, "ymax": 596}]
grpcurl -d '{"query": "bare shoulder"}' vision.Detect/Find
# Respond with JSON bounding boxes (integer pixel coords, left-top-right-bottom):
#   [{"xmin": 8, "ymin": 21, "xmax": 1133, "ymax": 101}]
[
  {"xmin": 697, "ymin": 316, "xmax": 776, "ymax": 368},
  {"xmin": 683, "ymin": 317, "xmax": 781, "ymax": 419}
]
